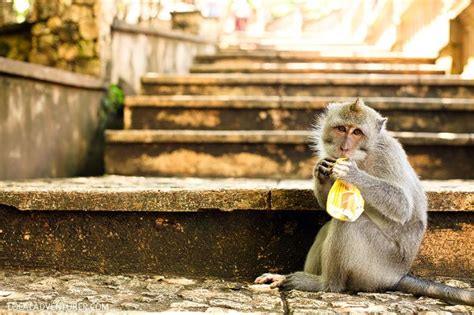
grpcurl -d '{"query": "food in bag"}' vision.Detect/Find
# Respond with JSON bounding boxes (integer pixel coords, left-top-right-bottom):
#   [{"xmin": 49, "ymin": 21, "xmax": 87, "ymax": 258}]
[{"xmin": 326, "ymin": 159, "xmax": 364, "ymax": 222}]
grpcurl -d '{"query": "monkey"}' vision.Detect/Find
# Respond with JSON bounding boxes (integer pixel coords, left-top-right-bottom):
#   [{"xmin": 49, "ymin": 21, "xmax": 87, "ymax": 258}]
[{"xmin": 255, "ymin": 98, "xmax": 474, "ymax": 306}]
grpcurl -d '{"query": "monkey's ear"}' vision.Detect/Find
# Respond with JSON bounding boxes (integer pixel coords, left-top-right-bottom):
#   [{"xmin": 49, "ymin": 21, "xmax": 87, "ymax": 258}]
[
  {"xmin": 377, "ymin": 117, "xmax": 388, "ymax": 132},
  {"xmin": 350, "ymin": 98, "xmax": 364, "ymax": 112}
]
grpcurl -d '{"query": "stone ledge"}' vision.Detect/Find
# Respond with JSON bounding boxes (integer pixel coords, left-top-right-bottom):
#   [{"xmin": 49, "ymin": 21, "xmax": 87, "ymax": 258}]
[
  {"xmin": 195, "ymin": 51, "xmax": 437, "ymax": 64},
  {"xmin": 0, "ymin": 57, "xmax": 105, "ymax": 90},
  {"xmin": 141, "ymin": 73, "xmax": 474, "ymax": 86},
  {"xmin": 105, "ymin": 130, "xmax": 311, "ymax": 144},
  {"xmin": 105, "ymin": 130, "xmax": 474, "ymax": 145},
  {"xmin": 112, "ymin": 20, "xmax": 215, "ymax": 45},
  {"xmin": 191, "ymin": 62, "xmax": 445, "ymax": 75},
  {"xmin": 125, "ymin": 95, "xmax": 474, "ymax": 111},
  {"xmin": 0, "ymin": 176, "xmax": 472, "ymax": 212}
]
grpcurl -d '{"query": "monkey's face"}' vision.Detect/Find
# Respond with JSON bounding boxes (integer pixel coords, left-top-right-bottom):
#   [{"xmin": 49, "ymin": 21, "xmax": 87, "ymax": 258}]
[
  {"xmin": 318, "ymin": 98, "xmax": 385, "ymax": 161},
  {"xmin": 323, "ymin": 123, "xmax": 369, "ymax": 160}
]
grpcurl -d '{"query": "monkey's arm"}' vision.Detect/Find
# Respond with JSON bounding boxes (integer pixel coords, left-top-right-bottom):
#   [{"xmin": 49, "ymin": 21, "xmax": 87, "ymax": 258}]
[
  {"xmin": 333, "ymin": 160, "xmax": 413, "ymax": 224},
  {"xmin": 313, "ymin": 158, "xmax": 335, "ymax": 209}
]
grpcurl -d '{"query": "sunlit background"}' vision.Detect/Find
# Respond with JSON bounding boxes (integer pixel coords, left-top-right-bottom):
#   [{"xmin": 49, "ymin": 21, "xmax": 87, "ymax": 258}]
[{"xmin": 1, "ymin": 0, "xmax": 471, "ymax": 51}]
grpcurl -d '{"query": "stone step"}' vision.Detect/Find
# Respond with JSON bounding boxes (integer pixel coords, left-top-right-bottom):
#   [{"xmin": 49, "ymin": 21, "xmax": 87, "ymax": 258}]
[
  {"xmin": 0, "ymin": 176, "xmax": 472, "ymax": 280},
  {"xmin": 105, "ymin": 130, "xmax": 474, "ymax": 180},
  {"xmin": 0, "ymin": 268, "xmax": 472, "ymax": 313},
  {"xmin": 195, "ymin": 51, "xmax": 437, "ymax": 65},
  {"xmin": 219, "ymin": 43, "xmax": 392, "ymax": 53},
  {"xmin": 141, "ymin": 73, "xmax": 474, "ymax": 98},
  {"xmin": 124, "ymin": 96, "xmax": 474, "ymax": 133},
  {"xmin": 190, "ymin": 63, "xmax": 446, "ymax": 75}
]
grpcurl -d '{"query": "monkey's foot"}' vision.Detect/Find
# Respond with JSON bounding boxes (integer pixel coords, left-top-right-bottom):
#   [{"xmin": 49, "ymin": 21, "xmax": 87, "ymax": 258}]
[{"xmin": 254, "ymin": 273, "xmax": 286, "ymax": 288}]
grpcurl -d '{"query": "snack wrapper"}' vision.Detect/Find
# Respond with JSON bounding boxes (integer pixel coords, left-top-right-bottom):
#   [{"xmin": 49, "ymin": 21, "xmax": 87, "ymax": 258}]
[{"xmin": 326, "ymin": 159, "xmax": 364, "ymax": 222}]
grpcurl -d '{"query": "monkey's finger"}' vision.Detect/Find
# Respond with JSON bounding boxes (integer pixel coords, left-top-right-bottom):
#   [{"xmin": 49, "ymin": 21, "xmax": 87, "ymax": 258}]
[
  {"xmin": 317, "ymin": 157, "xmax": 335, "ymax": 166},
  {"xmin": 335, "ymin": 160, "xmax": 351, "ymax": 167},
  {"xmin": 269, "ymin": 279, "xmax": 285, "ymax": 289},
  {"xmin": 321, "ymin": 160, "xmax": 335, "ymax": 169},
  {"xmin": 323, "ymin": 157, "xmax": 337, "ymax": 163},
  {"xmin": 333, "ymin": 164, "xmax": 350, "ymax": 172},
  {"xmin": 318, "ymin": 165, "xmax": 332, "ymax": 176},
  {"xmin": 332, "ymin": 165, "xmax": 350, "ymax": 177},
  {"xmin": 255, "ymin": 273, "xmax": 285, "ymax": 285},
  {"xmin": 254, "ymin": 275, "xmax": 270, "ymax": 284},
  {"xmin": 333, "ymin": 169, "xmax": 349, "ymax": 177}
]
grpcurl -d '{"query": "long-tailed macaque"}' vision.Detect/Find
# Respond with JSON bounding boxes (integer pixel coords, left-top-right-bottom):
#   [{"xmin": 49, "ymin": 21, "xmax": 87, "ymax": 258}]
[{"xmin": 256, "ymin": 98, "xmax": 473, "ymax": 306}]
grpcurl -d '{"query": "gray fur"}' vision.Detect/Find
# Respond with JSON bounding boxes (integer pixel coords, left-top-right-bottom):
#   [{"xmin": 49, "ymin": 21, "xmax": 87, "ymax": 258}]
[{"xmin": 257, "ymin": 98, "xmax": 474, "ymax": 306}]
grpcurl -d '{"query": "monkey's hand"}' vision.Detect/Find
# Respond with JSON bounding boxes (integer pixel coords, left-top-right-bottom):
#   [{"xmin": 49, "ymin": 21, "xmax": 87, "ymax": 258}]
[
  {"xmin": 314, "ymin": 157, "xmax": 336, "ymax": 182},
  {"xmin": 254, "ymin": 273, "xmax": 286, "ymax": 289},
  {"xmin": 331, "ymin": 159, "xmax": 361, "ymax": 183}
]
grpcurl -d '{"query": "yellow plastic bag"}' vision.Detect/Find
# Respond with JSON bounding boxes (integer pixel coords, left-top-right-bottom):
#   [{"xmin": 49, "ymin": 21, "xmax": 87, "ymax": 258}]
[{"xmin": 326, "ymin": 159, "xmax": 365, "ymax": 222}]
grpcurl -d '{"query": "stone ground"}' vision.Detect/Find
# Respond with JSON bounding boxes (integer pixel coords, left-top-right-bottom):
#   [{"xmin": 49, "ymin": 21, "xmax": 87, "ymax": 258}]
[{"xmin": 0, "ymin": 269, "xmax": 472, "ymax": 314}]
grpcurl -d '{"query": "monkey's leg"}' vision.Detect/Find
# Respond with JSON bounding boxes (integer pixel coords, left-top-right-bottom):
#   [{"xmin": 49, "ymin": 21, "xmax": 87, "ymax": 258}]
[
  {"xmin": 279, "ymin": 272, "xmax": 325, "ymax": 292},
  {"xmin": 304, "ymin": 221, "xmax": 330, "ymax": 275},
  {"xmin": 319, "ymin": 221, "xmax": 351, "ymax": 293}
]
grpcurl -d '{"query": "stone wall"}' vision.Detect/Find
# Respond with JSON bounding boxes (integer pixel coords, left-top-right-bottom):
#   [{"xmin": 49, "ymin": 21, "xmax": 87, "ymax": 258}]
[
  {"xmin": 109, "ymin": 20, "xmax": 216, "ymax": 94},
  {"xmin": 0, "ymin": 57, "xmax": 105, "ymax": 180},
  {"xmin": 24, "ymin": 0, "xmax": 100, "ymax": 76},
  {"xmin": 0, "ymin": 23, "xmax": 32, "ymax": 61},
  {"xmin": 1, "ymin": 1, "xmax": 218, "ymax": 81},
  {"xmin": 0, "ymin": 1, "xmax": 16, "ymax": 26}
]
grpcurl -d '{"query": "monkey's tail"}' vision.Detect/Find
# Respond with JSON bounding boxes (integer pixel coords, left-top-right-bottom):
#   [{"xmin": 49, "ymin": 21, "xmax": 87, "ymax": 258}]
[{"xmin": 394, "ymin": 274, "xmax": 474, "ymax": 306}]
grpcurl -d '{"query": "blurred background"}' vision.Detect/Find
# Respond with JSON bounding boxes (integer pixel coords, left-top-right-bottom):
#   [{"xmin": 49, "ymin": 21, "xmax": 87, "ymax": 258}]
[
  {"xmin": 2, "ymin": 0, "xmax": 473, "ymax": 71},
  {"xmin": 1, "ymin": 0, "xmax": 473, "ymax": 180}
]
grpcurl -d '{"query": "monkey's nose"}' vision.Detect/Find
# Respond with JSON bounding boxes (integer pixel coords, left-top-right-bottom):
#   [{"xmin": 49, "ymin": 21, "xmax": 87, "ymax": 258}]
[{"xmin": 339, "ymin": 148, "xmax": 350, "ymax": 157}]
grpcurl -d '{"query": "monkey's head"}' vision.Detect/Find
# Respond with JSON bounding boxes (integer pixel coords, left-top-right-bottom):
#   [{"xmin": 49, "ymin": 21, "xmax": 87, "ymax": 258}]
[{"xmin": 312, "ymin": 98, "xmax": 387, "ymax": 161}]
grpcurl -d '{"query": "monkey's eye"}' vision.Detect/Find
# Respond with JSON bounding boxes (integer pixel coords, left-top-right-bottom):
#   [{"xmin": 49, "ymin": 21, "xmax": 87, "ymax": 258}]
[
  {"xmin": 353, "ymin": 128, "xmax": 363, "ymax": 136},
  {"xmin": 336, "ymin": 126, "xmax": 346, "ymax": 133}
]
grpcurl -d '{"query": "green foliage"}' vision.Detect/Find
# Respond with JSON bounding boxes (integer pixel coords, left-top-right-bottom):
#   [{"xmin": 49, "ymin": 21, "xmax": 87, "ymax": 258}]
[{"xmin": 100, "ymin": 84, "xmax": 125, "ymax": 129}]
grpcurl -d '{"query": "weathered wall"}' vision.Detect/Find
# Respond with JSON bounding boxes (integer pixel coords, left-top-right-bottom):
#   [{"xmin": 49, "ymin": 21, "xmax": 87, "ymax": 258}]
[
  {"xmin": 26, "ymin": 0, "xmax": 101, "ymax": 76},
  {"xmin": 109, "ymin": 20, "xmax": 216, "ymax": 94},
  {"xmin": 0, "ymin": 205, "xmax": 470, "ymax": 280},
  {"xmin": 0, "ymin": 57, "xmax": 105, "ymax": 180},
  {"xmin": 0, "ymin": 4, "xmax": 217, "ymax": 179}
]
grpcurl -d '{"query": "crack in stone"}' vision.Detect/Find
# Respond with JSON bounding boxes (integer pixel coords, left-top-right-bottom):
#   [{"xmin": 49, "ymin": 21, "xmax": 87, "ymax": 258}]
[{"xmin": 280, "ymin": 291, "xmax": 290, "ymax": 315}]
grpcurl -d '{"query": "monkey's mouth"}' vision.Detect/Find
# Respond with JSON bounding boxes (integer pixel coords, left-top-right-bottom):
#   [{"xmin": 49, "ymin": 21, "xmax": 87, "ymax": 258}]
[{"xmin": 337, "ymin": 151, "xmax": 351, "ymax": 158}]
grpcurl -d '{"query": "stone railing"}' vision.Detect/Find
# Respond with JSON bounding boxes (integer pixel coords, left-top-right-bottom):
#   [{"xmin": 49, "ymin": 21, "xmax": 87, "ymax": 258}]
[
  {"xmin": 364, "ymin": 0, "xmax": 396, "ymax": 48},
  {"xmin": 0, "ymin": 57, "xmax": 105, "ymax": 180},
  {"xmin": 108, "ymin": 20, "xmax": 216, "ymax": 94},
  {"xmin": 439, "ymin": 2, "xmax": 474, "ymax": 77},
  {"xmin": 391, "ymin": 0, "xmax": 470, "ymax": 55}
]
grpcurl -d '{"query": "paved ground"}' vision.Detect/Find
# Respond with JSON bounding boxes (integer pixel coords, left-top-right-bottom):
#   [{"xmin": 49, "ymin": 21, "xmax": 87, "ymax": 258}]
[{"xmin": 0, "ymin": 269, "xmax": 472, "ymax": 314}]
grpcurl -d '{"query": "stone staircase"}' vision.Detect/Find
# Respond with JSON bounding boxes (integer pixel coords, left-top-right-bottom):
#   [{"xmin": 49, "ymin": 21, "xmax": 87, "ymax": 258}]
[
  {"xmin": 105, "ymin": 49, "xmax": 474, "ymax": 180},
  {"xmin": 0, "ymin": 48, "xmax": 472, "ymax": 289}
]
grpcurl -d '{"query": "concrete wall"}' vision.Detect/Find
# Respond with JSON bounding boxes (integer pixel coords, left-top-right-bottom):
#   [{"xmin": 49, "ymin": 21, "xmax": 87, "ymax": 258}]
[
  {"xmin": 109, "ymin": 20, "xmax": 216, "ymax": 94},
  {"xmin": 0, "ymin": 57, "xmax": 105, "ymax": 179}
]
